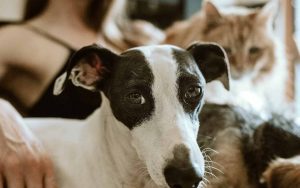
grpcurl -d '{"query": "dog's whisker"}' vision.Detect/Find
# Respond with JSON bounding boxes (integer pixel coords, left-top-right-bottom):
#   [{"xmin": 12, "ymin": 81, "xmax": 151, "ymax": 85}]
[
  {"xmin": 205, "ymin": 159, "xmax": 223, "ymax": 169},
  {"xmin": 200, "ymin": 177, "xmax": 210, "ymax": 188},
  {"xmin": 204, "ymin": 161, "xmax": 213, "ymax": 172},
  {"xmin": 202, "ymin": 147, "xmax": 219, "ymax": 154},
  {"xmin": 209, "ymin": 166, "xmax": 224, "ymax": 174},
  {"xmin": 203, "ymin": 154, "xmax": 223, "ymax": 171},
  {"xmin": 203, "ymin": 154, "xmax": 215, "ymax": 175},
  {"xmin": 202, "ymin": 177, "xmax": 210, "ymax": 184},
  {"xmin": 202, "ymin": 150, "xmax": 222, "ymax": 170},
  {"xmin": 204, "ymin": 171, "xmax": 218, "ymax": 179},
  {"xmin": 200, "ymin": 181, "xmax": 207, "ymax": 188},
  {"xmin": 203, "ymin": 153, "xmax": 213, "ymax": 162}
]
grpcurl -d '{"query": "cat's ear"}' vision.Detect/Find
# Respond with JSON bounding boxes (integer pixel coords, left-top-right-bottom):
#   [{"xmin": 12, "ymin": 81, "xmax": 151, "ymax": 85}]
[
  {"xmin": 187, "ymin": 42, "xmax": 230, "ymax": 90},
  {"xmin": 202, "ymin": 1, "xmax": 221, "ymax": 22},
  {"xmin": 255, "ymin": 0, "xmax": 278, "ymax": 27},
  {"xmin": 53, "ymin": 44, "xmax": 117, "ymax": 95}
]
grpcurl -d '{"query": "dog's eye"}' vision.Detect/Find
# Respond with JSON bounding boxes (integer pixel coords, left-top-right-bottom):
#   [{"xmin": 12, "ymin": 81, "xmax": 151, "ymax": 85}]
[
  {"xmin": 184, "ymin": 86, "xmax": 203, "ymax": 103},
  {"xmin": 126, "ymin": 92, "xmax": 146, "ymax": 105}
]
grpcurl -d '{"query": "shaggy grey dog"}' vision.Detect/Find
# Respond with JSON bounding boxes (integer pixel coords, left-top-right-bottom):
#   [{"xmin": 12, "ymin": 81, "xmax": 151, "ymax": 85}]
[{"xmin": 198, "ymin": 104, "xmax": 300, "ymax": 188}]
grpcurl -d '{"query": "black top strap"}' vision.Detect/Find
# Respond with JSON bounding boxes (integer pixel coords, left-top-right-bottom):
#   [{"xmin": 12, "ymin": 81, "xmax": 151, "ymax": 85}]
[{"xmin": 24, "ymin": 24, "xmax": 75, "ymax": 50}]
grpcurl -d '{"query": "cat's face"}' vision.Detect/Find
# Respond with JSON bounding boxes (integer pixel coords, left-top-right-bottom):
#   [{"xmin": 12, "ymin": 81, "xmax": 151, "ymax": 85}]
[{"xmin": 200, "ymin": 2, "xmax": 276, "ymax": 79}]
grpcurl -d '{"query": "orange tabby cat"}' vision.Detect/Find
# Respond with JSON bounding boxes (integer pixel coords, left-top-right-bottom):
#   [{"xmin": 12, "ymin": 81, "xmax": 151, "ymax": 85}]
[{"xmin": 165, "ymin": 1, "xmax": 289, "ymax": 115}]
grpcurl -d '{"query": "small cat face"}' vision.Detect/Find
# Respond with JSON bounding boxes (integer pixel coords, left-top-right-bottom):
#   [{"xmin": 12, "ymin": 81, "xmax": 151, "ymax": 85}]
[{"xmin": 200, "ymin": 2, "xmax": 276, "ymax": 79}]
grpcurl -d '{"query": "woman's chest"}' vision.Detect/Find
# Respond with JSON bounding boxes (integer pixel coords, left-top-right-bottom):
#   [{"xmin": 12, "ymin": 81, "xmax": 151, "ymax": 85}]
[{"xmin": 1, "ymin": 46, "xmax": 71, "ymax": 110}]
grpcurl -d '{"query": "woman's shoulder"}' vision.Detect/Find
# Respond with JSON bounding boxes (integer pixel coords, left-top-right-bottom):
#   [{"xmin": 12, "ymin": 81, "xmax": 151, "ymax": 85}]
[
  {"xmin": 0, "ymin": 24, "xmax": 38, "ymax": 57},
  {"xmin": 0, "ymin": 23, "xmax": 63, "ymax": 49},
  {"xmin": 0, "ymin": 25, "xmax": 28, "ymax": 67},
  {"xmin": 0, "ymin": 24, "xmax": 69, "ymax": 66},
  {"xmin": 0, "ymin": 24, "xmax": 22, "ymax": 33},
  {"xmin": 0, "ymin": 24, "xmax": 34, "ymax": 41}
]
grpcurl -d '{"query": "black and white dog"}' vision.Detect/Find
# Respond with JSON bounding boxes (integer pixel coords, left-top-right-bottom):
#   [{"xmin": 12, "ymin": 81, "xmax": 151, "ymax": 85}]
[{"xmin": 26, "ymin": 43, "xmax": 230, "ymax": 188}]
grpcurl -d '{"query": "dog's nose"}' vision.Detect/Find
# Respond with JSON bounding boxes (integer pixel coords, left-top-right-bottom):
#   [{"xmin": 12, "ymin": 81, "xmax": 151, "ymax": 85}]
[
  {"xmin": 164, "ymin": 165, "xmax": 202, "ymax": 188},
  {"xmin": 164, "ymin": 144, "xmax": 203, "ymax": 188}
]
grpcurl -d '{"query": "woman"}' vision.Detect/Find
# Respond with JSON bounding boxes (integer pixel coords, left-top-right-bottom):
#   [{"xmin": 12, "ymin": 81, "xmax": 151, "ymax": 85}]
[
  {"xmin": 0, "ymin": 0, "xmax": 164, "ymax": 187},
  {"xmin": 0, "ymin": 0, "xmax": 164, "ymax": 118}
]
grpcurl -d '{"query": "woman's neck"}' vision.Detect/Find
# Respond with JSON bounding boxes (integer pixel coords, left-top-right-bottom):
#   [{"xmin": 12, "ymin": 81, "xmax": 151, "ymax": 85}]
[
  {"xmin": 27, "ymin": 0, "xmax": 101, "ymax": 49},
  {"xmin": 37, "ymin": 0, "xmax": 89, "ymax": 28}
]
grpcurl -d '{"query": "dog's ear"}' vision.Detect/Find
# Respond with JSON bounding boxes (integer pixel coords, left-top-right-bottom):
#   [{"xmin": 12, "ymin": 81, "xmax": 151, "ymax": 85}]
[
  {"xmin": 187, "ymin": 42, "xmax": 230, "ymax": 90},
  {"xmin": 53, "ymin": 44, "xmax": 118, "ymax": 95}
]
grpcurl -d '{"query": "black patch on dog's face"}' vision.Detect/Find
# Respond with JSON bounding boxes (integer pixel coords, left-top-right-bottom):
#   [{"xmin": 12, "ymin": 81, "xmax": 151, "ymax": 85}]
[
  {"xmin": 173, "ymin": 49, "xmax": 205, "ymax": 120},
  {"xmin": 102, "ymin": 50, "xmax": 155, "ymax": 130}
]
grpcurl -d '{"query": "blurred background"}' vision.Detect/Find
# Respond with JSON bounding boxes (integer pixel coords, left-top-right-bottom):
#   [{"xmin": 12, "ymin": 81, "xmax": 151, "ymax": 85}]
[{"xmin": 0, "ymin": 0, "xmax": 299, "ymax": 115}]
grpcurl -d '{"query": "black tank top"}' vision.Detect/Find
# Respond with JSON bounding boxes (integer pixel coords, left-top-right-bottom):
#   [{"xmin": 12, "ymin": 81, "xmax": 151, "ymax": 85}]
[{"xmin": 25, "ymin": 25, "xmax": 101, "ymax": 119}]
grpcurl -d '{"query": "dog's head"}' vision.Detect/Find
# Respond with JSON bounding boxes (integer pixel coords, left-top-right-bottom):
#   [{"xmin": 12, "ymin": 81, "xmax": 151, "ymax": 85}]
[{"xmin": 54, "ymin": 43, "xmax": 229, "ymax": 188}]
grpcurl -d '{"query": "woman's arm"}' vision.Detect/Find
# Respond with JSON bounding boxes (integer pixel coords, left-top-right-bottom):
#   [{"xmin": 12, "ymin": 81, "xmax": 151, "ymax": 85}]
[{"xmin": 0, "ymin": 99, "xmax": 56, "ymax": 188}]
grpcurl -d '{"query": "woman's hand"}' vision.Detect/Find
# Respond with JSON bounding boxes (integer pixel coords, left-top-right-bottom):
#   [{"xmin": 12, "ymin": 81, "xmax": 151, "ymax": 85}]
[{"xmin": 0, "ymin": 99, "xmax": 56, "ymax": 188}]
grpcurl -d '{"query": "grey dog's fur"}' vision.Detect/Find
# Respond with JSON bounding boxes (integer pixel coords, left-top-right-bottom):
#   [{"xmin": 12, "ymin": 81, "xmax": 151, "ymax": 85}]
[{"xmin": 198, "ymin": 104, "xmax": 300, "ymax": 188}]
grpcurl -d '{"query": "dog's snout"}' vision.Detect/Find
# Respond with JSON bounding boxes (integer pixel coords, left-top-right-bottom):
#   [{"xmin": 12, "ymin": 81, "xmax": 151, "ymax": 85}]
[
  {"xmin": 164, "ymin": 165, "xmax": 202, "ymax": 188},
  {"xmin": 164, "ymin": 144, "xmax": 203, "ymax": 188}
]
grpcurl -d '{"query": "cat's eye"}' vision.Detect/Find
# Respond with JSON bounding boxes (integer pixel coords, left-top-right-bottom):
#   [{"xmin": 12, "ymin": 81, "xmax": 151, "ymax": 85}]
[
  {"xmin": 249, "ymin": 46, "xmax": 261, "ymax": 54},
  {"xmin": 223, "ymin": 47, "xmax": 232, "ymax": 55},
  {"xmin": 184, "ymin": 85, "xmax": 203, "ymax": 104},
  {"xmin": 126, "ymin": 92, "xmax": 146, "ymax": 105}
]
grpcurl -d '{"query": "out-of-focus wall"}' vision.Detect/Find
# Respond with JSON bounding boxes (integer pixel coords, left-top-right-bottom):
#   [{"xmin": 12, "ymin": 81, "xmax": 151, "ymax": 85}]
[
  {"xmin": 184, "ymin": 0, "xmax": 202, "ymax": 18},
  {"xmin": 295, "ymin": 0, "xmax": 300, "ymax": 114},
  {"xmin": 296, "ymin": 59, "xmax": 299, "ymax": 114},
  {"xmin": 296, "ymin": 0, "xmax": 300, "ymax": 49},
  {"xmin": 211, "ymin": 0, "xmax": 269, "ymax": 6},
  {"xmin": 184, "ymin": 0, "xmax": 270, "ymax": 18},
  {"xmin": 0, "ymin": 0, "xmax": 26, "ymax": 21}
]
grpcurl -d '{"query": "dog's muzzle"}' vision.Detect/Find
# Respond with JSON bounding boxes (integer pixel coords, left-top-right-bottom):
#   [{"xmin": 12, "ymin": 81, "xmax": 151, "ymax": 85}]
[{"xmin": 163, "ymin": 144, "xmax": 203, "ymax": 188}]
